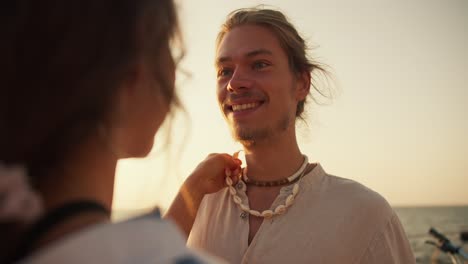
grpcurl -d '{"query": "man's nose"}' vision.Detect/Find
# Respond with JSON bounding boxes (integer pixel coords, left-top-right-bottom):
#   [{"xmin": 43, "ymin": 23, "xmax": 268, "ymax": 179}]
[{"xmin": 227, "ymin": 69, "xmax": 254, "ymax": 93}]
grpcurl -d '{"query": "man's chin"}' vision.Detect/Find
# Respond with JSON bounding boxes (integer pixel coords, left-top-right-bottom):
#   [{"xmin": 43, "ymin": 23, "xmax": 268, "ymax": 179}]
[{"xmin": 231, "ymin": 127, "xmax": 270, "ymax": 143}]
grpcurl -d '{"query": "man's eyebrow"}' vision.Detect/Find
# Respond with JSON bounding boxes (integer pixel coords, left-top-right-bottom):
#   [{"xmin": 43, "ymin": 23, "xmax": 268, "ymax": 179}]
[
  {"xmin": 216, "ymin": 56, "xmax": 231, "ymax": 65},
  {"xmin": 216, "ymin": 49, "xmax": 273, "ymax": 65},
  {"xmin": 246, "ymin": 49, "xmax": 273, "ymax": 57}
]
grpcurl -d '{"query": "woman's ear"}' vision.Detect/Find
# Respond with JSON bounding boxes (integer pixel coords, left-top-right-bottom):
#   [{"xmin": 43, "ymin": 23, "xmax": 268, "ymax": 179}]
[
  {"xmin": 120, "ymin": 61, "xmax": 144, "ymax": 97},
  {"xmin": 295, "ymin": 71, "xmax": 311, "ymax": 101},
  {"xmin": 103, "ymin": 61, "xmax": 146, "ymax": 158},
  {"xmin": 115, "ymin": 60, "xmax": 148, "ymax": 117},
  {"xmin": 108, "ymin": 62, "xmax": 140, "ymax": 129}
]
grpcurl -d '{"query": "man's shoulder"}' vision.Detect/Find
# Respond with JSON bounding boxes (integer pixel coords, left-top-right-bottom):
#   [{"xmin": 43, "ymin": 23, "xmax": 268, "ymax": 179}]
[
  {"xmin": 325, "ymin": 173, "xmax": 388, "ymax": 201},
  {"xmin": 319, "ymin": 172, "xmax": 394, "ymax": 221},
  {"xmin": 309, "ymin": 171, "xmax": 413, "ymax": 263}
]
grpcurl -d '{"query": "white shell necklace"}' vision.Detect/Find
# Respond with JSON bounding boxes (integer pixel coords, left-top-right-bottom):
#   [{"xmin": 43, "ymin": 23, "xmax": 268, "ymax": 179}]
[{"xmin": 225, "ymin": 155, "xmax": 309, "ymax": 218}]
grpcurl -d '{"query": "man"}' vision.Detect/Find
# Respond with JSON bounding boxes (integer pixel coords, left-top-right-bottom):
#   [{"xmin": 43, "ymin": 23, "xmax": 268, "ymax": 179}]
[{"xmin": 169, "ymin": 7, "xmax": 415, "ymax": 264}]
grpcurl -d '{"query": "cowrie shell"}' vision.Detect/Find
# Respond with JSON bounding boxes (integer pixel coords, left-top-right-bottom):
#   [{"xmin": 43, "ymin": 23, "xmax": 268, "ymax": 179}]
[
  {"xmin": 261, "ymin": 210, "xmax": 274, "ymax": 218},
  {"xmin": 249, "ymin": 210, "xmax": 261, "ymax": 217},
  {"xmin": 286, "ymin": 195, "xmax": 295, "ymax": 207},
  {"xmin": 229, "ymin": 186, "xmax": 236, "ymax": 195},
  {"xmin": 274, "ymin": 205, "xmax": 286, "ymax": 214},
  {"xmin": 225, "ymin": 176, "xmax": 233, "ymax": 186},
  {"xmin": 240, "ymin": 204, "xmax": 250, "ymax": 211},
  {"xmin": 233, "ymin": 195, "xmax": 242, "ymax": 204},
  {"xmin": 292, "ymin": 184, "xmax": 299, "ymax": 195}
]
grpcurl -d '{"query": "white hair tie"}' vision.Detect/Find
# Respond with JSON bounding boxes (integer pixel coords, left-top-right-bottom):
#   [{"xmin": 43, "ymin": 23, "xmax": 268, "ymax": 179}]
[{"xmin": 0, "ymin": 164, "xmax": 43, "ymax": 223}]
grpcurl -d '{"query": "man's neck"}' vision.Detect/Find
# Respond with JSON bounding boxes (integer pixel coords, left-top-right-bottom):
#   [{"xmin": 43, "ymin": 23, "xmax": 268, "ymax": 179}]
[{"xmin": 242, "ymin": 129, "xmax": 304, "ymax": 182}]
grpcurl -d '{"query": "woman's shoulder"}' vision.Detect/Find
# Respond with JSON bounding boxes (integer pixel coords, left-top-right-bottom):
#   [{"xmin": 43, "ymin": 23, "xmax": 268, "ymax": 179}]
[{"xmin": 23, "ymin": 211, "xmax": 221, "ymax": 264}]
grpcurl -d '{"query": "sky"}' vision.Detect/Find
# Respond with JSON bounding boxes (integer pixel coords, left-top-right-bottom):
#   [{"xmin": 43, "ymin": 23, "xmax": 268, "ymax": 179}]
[{"xmin": 113, "ymin": 0, "xmax": 468, "ymax": 215}]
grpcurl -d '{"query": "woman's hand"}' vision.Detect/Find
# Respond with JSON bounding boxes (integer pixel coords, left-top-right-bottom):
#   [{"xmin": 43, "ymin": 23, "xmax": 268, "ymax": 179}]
[
  {"xmin": 165, "ymin": 152, "xmax": 242, "ymax": 238},
  {"xmin": 185, "ymin": 153, "xmax": 242, "ymax": 198}
]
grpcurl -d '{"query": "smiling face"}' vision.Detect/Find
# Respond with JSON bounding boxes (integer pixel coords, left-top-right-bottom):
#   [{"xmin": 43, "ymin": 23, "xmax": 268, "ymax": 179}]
[{"xmin": 216, "ymin": 25, "xmax": 306, "ymax": 143}]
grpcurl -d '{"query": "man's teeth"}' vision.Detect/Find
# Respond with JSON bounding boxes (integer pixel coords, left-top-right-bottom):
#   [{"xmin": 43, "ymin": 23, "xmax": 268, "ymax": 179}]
[{"xmin": 232, "ymin": 103, "xmax": 258, "ymax": 112}]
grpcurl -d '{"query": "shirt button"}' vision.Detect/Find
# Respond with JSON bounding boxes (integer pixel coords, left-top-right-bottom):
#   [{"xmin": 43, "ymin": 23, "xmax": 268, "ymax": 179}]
[
  {"xmin": 240, "ymin": 212, "xmax": 248, "ymax": 219},
  {"xmin": 237, "ymin": 182, "xmax": 243, "ymax": 189}
]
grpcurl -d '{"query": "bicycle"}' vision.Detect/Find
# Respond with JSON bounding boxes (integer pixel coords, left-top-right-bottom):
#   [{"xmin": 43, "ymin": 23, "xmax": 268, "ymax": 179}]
[{"xmin": 425, "ymin": 227, "xmax": 468, "ymax": 264}]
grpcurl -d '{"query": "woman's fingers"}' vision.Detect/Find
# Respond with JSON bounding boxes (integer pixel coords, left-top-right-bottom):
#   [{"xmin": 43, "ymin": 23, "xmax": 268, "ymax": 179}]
[{"xmin": 203, "ymin": 152, "xmax": 243, "ymax": 187}]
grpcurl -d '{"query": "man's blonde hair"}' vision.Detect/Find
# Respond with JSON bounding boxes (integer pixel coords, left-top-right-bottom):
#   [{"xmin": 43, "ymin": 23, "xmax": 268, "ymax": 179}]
[{"xmin": 216, "ymin": 7, "xmax": 329, "ymax": 119}]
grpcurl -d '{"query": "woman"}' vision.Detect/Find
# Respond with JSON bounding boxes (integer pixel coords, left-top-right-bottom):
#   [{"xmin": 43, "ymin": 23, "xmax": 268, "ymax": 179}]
[{"xmin": 0, "ymin": 0, "xmax": 239, "ymax": 263}]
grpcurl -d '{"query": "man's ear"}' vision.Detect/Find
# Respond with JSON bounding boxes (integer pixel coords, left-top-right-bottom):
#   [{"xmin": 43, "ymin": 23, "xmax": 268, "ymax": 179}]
[{"xmin": 295, "ymin": 71, "xmax": 311, "ymax": 101}]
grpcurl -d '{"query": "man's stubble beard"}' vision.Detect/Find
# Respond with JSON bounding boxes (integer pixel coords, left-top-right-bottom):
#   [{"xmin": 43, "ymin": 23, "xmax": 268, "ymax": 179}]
[{"xmin": 229, "ymin": 111, "xmax": 292, "ymax": 146}]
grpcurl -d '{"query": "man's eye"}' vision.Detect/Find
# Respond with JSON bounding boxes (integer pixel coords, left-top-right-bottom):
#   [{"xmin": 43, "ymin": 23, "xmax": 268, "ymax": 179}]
[
  {"xmin": 253, "ymin": 61, "xmax": 268, "ymax": 70},
  {"xmin": 218, "ymin": 68, "xmax": 232, "ymax": 77}
]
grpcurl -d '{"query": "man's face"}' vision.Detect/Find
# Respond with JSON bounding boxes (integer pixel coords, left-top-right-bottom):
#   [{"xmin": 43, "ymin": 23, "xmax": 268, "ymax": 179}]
[{"xmin": 216, "ymin": 25, "xmax": 304, "ymax": 143}]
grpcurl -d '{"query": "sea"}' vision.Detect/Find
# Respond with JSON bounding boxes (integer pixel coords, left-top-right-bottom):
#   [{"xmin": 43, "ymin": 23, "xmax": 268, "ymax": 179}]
[
  {"xmin": 114, "ymin": 206, "xmax": 468, "ymax": 263},
  {"xmin": 394, "ymin": 206, "xmax": 468, "ymax": 263}
]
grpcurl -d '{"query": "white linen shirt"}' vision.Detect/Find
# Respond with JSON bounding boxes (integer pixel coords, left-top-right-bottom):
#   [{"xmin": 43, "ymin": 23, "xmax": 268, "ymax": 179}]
[{"xmin": 188, "ymin": 164, "xmax": 415, "ymax": 264}]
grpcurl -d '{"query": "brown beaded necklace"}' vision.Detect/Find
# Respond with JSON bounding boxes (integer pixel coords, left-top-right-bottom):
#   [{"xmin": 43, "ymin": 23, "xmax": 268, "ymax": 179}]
[{"xmin": 242, "ymin": 155, "xmax": 309, "ymax": 187}]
